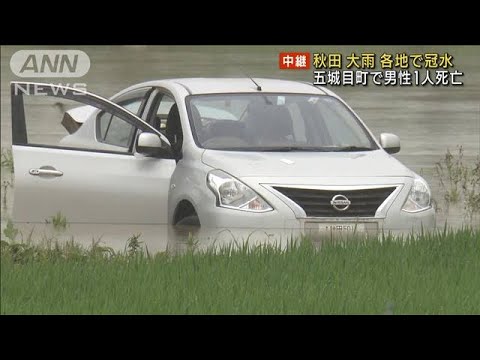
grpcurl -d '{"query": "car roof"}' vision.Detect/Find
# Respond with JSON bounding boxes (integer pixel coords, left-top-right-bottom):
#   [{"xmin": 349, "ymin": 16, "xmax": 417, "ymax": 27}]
[{"xmin": 133, "ymin": 78, "xmax": 327, "ymax": 95}]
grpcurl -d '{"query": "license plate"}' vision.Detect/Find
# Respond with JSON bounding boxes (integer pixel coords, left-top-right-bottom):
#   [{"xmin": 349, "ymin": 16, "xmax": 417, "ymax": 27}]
[
  {"xmin": 321, "ymin": 223, "xmax": 365, "ymax": 233},
  {"xmin": 304, "ymin": 222, "xmax": 378, "ymax": 238}
]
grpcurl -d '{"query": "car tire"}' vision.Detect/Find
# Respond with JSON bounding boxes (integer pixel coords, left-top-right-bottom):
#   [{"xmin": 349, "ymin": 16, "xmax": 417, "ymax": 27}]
[{"xmin": 175, "ymin": 215, "xmax": 200, "ymax": 227}]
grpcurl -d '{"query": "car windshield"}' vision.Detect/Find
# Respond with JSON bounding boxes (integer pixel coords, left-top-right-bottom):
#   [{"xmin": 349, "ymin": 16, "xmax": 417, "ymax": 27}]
[{"xmin": 186, "ymin": 93, "xmax": 378, "ymax": 152}]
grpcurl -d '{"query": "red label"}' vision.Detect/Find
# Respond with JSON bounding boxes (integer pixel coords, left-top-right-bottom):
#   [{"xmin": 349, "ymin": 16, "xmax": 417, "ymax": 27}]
[{"xmin": 279, "ymin": 52, "xmax": 311, "ymax": 70}]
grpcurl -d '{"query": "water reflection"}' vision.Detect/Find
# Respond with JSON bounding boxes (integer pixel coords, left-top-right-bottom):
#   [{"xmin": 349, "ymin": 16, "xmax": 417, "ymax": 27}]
[
  {"xmin": 2, "ymin": 214, "xmax": 478, "ymax": 256},
  {"xmin": 1, "ymin": 45, "xmax": 479, "ymax": 251}
]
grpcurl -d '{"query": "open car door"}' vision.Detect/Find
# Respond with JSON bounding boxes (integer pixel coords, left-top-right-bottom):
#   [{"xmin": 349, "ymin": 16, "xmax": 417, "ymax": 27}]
[{"xmin": 11, "ymin": 82, "xmax": 176, "ymax": 225}]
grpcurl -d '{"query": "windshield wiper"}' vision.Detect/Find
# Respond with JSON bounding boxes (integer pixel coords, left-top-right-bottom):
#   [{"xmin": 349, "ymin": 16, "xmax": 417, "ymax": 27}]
[
  {"xmin": 329, "ymin": 146, "xmax": 376, "ymax": 152},
  {"xmin": 212, "ymin": 146, "xmax": 344, "ymax": 152},
  {"xmin": 254, "ymin": 146, "xmax": 376, "ymax": 152},
  {"xmin": 264, "ymin": 146, "xmax": 337, "ymax": 152},
  {"xmin": 207, "ymin": 146, "xmax": 376, "ymax": 152}
]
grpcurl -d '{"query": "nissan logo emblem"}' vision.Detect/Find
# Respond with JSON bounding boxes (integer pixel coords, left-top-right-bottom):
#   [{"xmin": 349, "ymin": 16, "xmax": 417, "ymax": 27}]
[{"xmin": 330, "ymin": 194, "xmax": 351, "ymax": 211}]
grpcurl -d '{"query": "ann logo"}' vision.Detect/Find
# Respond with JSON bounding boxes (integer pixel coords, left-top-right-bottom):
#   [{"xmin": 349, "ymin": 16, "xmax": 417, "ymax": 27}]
[
  {"xmin": 10, "ymin": 50, "xmax": 90, "ymax": 78},
  {"xmin": 20, "ymin": 54, "xmax": 79, "ymax": 74}
]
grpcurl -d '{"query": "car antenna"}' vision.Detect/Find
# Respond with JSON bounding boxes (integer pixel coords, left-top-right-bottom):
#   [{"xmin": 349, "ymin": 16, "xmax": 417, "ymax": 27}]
[
  {"xmin": 238, "ymin": 66, "xmax": 262, "ymax": 91},
  {"xmin": 248, "ymin": 76, "xmax": 262, "ymax": 91}
]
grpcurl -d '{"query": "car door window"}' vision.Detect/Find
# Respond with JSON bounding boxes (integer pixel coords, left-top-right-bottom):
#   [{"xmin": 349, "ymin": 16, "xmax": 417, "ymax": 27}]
[
  {"xmin": 95, "ymin": 88, "xmax": 152, "ymax": 151},
  {"xmin": 97, "ymin": 112, "xmax": 135, "ymax": 148},
  {"xmin": 96, "ymin": 100, "xmax": 142, "ymax": 149},
  {"xmin": 12, "ymin": 83, "xmax": 160, "ymax": 155},
  {"xmin": 149, "ymin": 93, "xmax": 183, "ymax": 156},
  {"xmin": 153, "ymin": 94, "xmax": 175, "ymax": 132},
  {"xmin": 122, "ymin": 98, "xmax": 143, "ymax": 114}
]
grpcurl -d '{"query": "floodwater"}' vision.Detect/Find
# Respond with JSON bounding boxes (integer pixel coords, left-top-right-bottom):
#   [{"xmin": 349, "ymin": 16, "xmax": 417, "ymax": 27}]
[{"xmin": 1, "ymin": 46, "xmax": 479, "ymax": 252}]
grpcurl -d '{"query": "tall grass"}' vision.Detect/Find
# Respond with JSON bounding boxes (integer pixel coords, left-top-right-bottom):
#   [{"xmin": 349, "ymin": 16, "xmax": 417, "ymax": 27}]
[
  {"xmin": 435, "ymin": 146, "xmax": 480, "ymax": 219},
  {"xmin": 1, "ymin": 228, "xmax": 479, "ymax": 314}
]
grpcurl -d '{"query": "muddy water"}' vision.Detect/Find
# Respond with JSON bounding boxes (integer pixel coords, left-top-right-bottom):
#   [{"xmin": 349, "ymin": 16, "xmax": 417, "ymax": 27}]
[{"xmin": 1, "ymin": 46, "xmax": 479, "ymax": 252}]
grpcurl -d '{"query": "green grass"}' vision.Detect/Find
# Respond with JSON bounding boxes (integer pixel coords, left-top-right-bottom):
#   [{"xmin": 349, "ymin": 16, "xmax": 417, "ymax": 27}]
[
  {"xmin": 1, "ymin": 228, "xmax": 479, "ymax": 314},
  {"xmin": 44, "ymin": 212, "xmax": 68, "ymax": 231},
  {"xmin": 435, "ymin": 146, "xmax": 480, "ymax": 218}
]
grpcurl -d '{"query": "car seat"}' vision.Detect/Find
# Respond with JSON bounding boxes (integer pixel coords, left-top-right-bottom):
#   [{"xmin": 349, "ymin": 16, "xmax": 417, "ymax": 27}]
[
  {"xmin": 245, "ymin": 103, "xmax": 294, "ymax": 146},
  {"xmin": 166, "ymin": 103, "xmax": 183, "ymax": 155}
]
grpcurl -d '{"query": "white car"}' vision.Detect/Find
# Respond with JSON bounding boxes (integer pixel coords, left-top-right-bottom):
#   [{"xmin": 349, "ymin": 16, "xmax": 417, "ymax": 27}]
[{"xmin": 10, "ymin": 78, "xmax": 435, "ymax": 240}]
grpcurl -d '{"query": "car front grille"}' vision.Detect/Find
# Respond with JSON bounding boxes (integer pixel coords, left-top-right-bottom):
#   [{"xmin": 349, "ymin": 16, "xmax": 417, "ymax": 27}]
[{"xmin": 273, "ymin": 186, "xmax": 397, "ymax": 217}]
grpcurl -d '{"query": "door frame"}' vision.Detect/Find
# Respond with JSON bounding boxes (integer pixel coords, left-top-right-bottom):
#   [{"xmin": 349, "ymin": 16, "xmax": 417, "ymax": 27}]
[{"xmin": 11, "ymin": 81, "xmax": 172, "ymax": 153}]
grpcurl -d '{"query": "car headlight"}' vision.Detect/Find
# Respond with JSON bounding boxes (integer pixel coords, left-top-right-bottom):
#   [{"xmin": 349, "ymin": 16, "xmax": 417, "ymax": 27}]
[
  {"xmin": 402, "ymin": 176, "xmax": 432, "ymax": 212},
  {"xmin": 207, "ymin": 170, "xmax": 273, "ymax": 212}
]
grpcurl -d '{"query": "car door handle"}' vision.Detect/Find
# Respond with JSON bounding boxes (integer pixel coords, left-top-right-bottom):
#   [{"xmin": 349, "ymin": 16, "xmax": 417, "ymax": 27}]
[{"xmin": 29, "ymin": 168, "xmax": 63, "ymax": 177}]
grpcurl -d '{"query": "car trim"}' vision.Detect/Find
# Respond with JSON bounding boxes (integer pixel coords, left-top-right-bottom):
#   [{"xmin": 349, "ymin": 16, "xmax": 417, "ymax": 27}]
[
  {"xmin": 145, "ymin": 87, "xmax": 178, "ymax": 125},
  {"xmin": 175, "ymin": 81, "xmax": 193, "ymax": 95},
  {"xmin": 264, "ymin": 184, "xmax": 403, "ymax": 219},
  {"xmin": 300, "ymin": 81, "xmax": 327, "ymax": 95},
  {"xmin": 12, "ymin": 143, "xmax": 134, "ymax": 156}
]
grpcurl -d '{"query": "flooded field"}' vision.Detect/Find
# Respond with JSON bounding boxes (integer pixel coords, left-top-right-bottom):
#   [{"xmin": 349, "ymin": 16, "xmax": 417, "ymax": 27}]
[{"xmin": 1, "ymin": 46, "xmax": 479, "ymax": 252}]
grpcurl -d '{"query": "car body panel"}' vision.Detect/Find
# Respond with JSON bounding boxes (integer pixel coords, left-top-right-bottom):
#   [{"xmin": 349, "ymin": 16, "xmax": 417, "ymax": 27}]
[
  {"xmin": 201, "ymin": 149, "xmax": 414, "ymax": 178},
  {"xmin": 140, "ymin": 78, "xmax": 327, "ymax": 95},
  {"xmin": 12, "ymin": 146, "xmax": 175, "ymax": 224}
]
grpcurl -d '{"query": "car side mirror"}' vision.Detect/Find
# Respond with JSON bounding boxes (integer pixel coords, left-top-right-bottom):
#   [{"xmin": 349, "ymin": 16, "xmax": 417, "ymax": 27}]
[
  {"xmin": 379, "ymin": 133, "xmax": 401, "ymax": 154},
  {"xmin": 136, "ymin": 132, "xmax": 173, "ymax": 158}
]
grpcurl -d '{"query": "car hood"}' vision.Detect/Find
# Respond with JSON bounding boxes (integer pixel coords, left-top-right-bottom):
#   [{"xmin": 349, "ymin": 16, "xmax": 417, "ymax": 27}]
[{"xmin": 201, "ymin": 149, "xmax": 414, "ymax": 178}]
